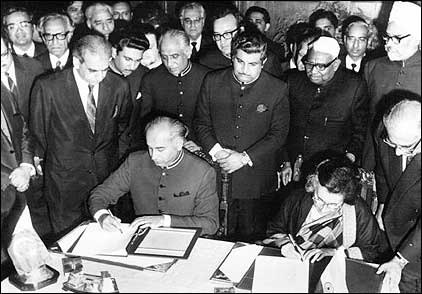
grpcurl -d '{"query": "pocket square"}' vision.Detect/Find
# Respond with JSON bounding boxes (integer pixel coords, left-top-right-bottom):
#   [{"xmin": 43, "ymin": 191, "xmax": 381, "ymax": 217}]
[
  {"xmin": 174, "ymin": 191, "xmax": 190, "ymax": 197},
  {"xmin": 136, "ymin": 92, "xmax": 142, "ymax": 100},
  {"xmin": 112, "ymin": 105, "xmax": 119, "ymax": 118},
  {"xmin": 256, "ymin": 104, "xmax": 268, "ymax": 113}
]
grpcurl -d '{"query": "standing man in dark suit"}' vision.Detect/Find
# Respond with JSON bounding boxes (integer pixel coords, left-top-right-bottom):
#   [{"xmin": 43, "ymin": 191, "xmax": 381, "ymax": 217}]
[
  {"xmin": 29, "ymin": 34, "xmax": 132, "ymax": 237},
  {"xmin": 179, "ymin": 2, "xmax": 214, "ymax": 63},
  {"xmin": 36, "ymin": 13, "xmax": 74, "ymax": 73},
  {"xmin": 2, "ymin": 7, "xmax": 47, "ymax": 58},
  {"xmin": 199, "ymin": 5, "xmax": 284, "ymax": 79},
  {"xmin": 132, "ymin": 29, "xmax": 209, "ymax": 153},
  {"xmin": 195, "ymin": 29, "xmax": 289, "ymax": 242},
  {"xmin": 1, "ymin": 31, "xmax": 42, "ymax": 277},
  {"xmin": 374, "ymin": 98, "xmax": 421, "ymax": 293}
]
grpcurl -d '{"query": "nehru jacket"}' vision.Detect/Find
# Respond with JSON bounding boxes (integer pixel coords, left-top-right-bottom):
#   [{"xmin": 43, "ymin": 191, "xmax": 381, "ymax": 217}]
[{"xmin": 89, "ymin": 150, "xmax": 219, "ymax": 235}]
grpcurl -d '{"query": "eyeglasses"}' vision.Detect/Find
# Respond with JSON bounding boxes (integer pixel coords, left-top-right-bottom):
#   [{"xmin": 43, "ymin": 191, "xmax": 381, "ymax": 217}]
[
  {"xmin": 42, "ymin": 32, "xmax": 70, "ymax": 41},
  {"xmin": 382, "ymin": 33, "xmax": 411, "ymax": 45},
  {"xmin": 1, "ymin": 48, "xmax": 10, "ymax": 58},
  {"xmin": 303, "ymin": 58, "xmax": 337, "ymax": 72},
  {"xmin": 6, "ymin": 21, "xmax": 32, "ymax": 31},
  {"xmin": 383, "ymin": 136, "xmax": 421, "ymax": 155},
  {"xmin": 313, "ymin": 193, "xmax": 343, "ymax": 210},
  {"xmin": 213, "ymin": 28, "xmax": 239, "ymax": 41},
  {"xmin": 182, "ymin": 17, "xmax": 203, "ymax": 26}
]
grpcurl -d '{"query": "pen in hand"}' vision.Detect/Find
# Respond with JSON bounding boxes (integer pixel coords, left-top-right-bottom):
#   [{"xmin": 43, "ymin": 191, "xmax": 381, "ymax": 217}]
[
  {"xmin": 288, "ymin": 234, "xmax": 304, "ymax": 261},
  {"xmin": 107, "ymin": 209, "xmax": 123, "ymax": 234}
]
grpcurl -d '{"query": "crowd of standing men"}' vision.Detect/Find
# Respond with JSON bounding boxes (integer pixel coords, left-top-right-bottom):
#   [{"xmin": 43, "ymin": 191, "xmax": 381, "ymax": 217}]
[{"xmin": 1, "ymin": 1, "xmax": 420, "ymax": 291}]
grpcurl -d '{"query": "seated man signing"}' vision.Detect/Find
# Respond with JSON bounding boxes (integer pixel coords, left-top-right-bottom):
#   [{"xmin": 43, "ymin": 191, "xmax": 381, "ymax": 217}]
[
  {"xmin": 88, "ymin": 116, "xmax": 219, "ymax": 236},
  {"xmin": 263, "ymin": 155, "xmax": 382, "ymax": 263}
]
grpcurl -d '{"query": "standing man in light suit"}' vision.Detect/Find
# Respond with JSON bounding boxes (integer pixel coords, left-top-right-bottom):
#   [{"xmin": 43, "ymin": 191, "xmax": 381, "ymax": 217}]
[{"xmin": 29, "ymin": 34, "xmax": 132, "ymax": 238}]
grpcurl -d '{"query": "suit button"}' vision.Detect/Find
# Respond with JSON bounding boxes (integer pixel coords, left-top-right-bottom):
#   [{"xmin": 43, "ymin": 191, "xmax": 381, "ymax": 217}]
[
  {"xmin": 88, "ymin": 170, "xmax": 93, "ymax": 174},
  {"xmin": 179, "ymin": 91, "xmax": 183, "ymax": 95},
  {"xmin": 236, "ymin": 125, "xmax": 239, "ymax": 129},
  {"xmin": 234, "ymin": 135, "xmax": 239, "ymax": 139},
  {"xmin": 162, "ymin": 172, "xmax": 166, "ymax": 176},
  {"xmin": 10, "ymin": 150, "xmax": 15, "ymax": 154},
  {"xmin": 237, "ymin": 115, "xmax": 241, "ymax": 119},
  {"xmin": 159, "ymin": 184, "xmax": 165, "ymax": 188},
  {"xmin": 304, "ymin": 136, "xmax": 309, "ymax": 140},
  {"xmin": 239, "ymin": 105, "xmax": 243, "ymax": 109},
  {"xmin": 179, "ymin": 113, "xmax": 183, "ymax": 118},
  {"xmin": 396, "ymin": 82, "xmax": 401, "ymax": 86},
  {"xmin": 158, "ymin": 209, "xmax": 163, "ymax": 213},
  {"xmin": 158, "ymin": 197, "xmax": 164, "ymax": 200}
]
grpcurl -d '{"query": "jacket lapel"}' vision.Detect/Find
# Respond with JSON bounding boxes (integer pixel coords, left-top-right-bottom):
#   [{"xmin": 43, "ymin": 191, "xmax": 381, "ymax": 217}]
[
  {"xmin": 388, "ymin": 153, "xmax": 421, "ymax": 208},
  {"xmin": 95, "ymin": 76, "xmax": 111, "ymax": 139}
]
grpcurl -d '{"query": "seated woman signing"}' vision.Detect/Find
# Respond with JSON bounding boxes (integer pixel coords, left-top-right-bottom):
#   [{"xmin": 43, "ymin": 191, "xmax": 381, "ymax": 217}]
[{"xmin": 262, "ymin": 155, "xmax": 382, "ymax": 263}]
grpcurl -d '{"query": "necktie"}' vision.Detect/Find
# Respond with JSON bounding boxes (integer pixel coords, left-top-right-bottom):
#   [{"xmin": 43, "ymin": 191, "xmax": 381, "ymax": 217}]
[
  {"xmin": 55, "ymin": 60, "xmax": 62, "ymax": 71},
  {"xmin": 86, "ymin": 85, "xmax": 96, "ymax": 133},
  {"xmin": 191, "ymin": 42, "xmax": 198, "ymax": 60},
  {"xmin": 1, "ymin": 108, "xmax": 11, "ymax": 142},
  {"xmin": 351, "ymin": 63, "xmax": 357, "ymax": 72},
  {"xmin": 22, "ymin": 53, "xmax": 29, "ymax": 58}
]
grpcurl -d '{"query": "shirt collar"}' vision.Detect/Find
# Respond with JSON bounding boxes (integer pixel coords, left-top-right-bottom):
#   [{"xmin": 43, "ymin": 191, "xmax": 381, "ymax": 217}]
[
  {"xmin": 179, "ymin": 61, "xmax": 192, "ymax": 77},
  {"xmin": 49, "ymin": 49, "xmax": 70, "ymax": 68},
  {"xmin": 231, "ymin": 70, "xmax": 260, "ymax": 86},
  {"xmin": 73, "ymin": 67, "xmax": 90, "ymax": 90},
  {"xmin": 166, "ymin": 149, "xmax": 185, "ymax": 169},
  {"xmin": 289, "ymin": 58, "xmax": 297, "ymax": 69},
  {"xmin": 345, "ymin": 54, "xmax": 363, "ymax": 71},
  {"xmin": 13, "ymin": 42, "xmax": 35, "ymax": 57},
  {"xmin": 109, "ymin": 60, "xmax": 123, "ymax": 76},
  {"xmin": 190, "ymin": 34, "xmax": 202, "ymax": 50}
]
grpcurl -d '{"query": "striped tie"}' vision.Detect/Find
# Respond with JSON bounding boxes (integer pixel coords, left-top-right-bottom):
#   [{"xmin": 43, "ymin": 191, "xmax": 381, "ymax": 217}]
[
  {"xmin": 86, "ymin": 85, "xmax": 96, "ymax": 133},
  {"xmin": 5, "ymin": 72, "xmax": 19, "ymax": 111}
]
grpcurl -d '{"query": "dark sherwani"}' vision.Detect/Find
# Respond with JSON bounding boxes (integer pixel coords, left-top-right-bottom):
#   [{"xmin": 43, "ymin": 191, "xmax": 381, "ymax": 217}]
[
  {"xmin": 285, "ymin": 68, "xmax": 369, "ymax": 165},
  {"xmin": 267, "ymin": 188, "xmax": 383, "ymax": 262},
  {"xmin": 373, "ymin": 123, "xmax": 421, "ymax": 287},
  {"xmin": 89, "ymin": 151, "xmax": 219, "ymax": 235},
  {"xmin": 29, "ymin": 68, "xmax": 132, "ymax": 235},
  {"xmin": 130, "ymin": 62, "xmax": 209, "ymax": 150},
  {"xmin": 199, "ymin": 48, "xmax": 284, "ymax": 79},
  {"xmin": 195, "ymin": 68, "xmax": 289, "ymax": 199}
]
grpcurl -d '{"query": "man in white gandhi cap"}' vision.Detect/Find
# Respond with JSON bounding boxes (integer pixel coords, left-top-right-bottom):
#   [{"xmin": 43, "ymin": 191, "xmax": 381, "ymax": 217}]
[
  {"xmin": 280, "ymin": 35, "xmax": 369, "ymax": 186},
  {"xmin": 361, "ymin": 1, "xmax": 421, "ymax": 170}
]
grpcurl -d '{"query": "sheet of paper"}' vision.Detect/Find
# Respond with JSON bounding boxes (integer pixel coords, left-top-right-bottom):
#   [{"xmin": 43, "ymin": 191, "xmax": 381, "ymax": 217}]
[
  {"xmin": 70, "ymin": 222, "xmax": 137, "ymax": 256},
  {"xmin": 219, "ymin": 244, "xmax": 262, "ymax": 283},
  {"xmin": 135, "ymin": 227, "xmax": 197, "ymax": 257},
  {"xmin": 252, "ymin": 255, "xmax": 309, "ymax": 293},
  {"xmin": 57, "ymin": 223, "xmax": 88, "ymax": 252}
]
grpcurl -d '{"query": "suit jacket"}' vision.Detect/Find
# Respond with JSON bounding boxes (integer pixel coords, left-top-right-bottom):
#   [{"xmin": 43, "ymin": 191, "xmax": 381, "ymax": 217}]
[
  {"xmin": 374, "ymin": 124, "xmax": 421, "ymax": 275},
  {"xmin": 194, "ymin": 68, "xmax": 289, "ymax": 199},
  {"xmin": 35, "ymin": 51, "xmax": 73, "ymax": 74},
  {"xmin": 285, "ymin": 68, "xmax": 369, "ymax": 164},
  {"xmin": 11, "ymin": 41, "xmax": 47, "ymax": 59},
  {"xmin": 89, "ymin": 150, "xmax": 219, "ymax": 235},
  {"xmin": 11, "ymin": 55, "xmax": 44, "ymax": 121},
  {"xmin": 190, "ymin": 34, "xmax": 216, "ymax": 63},
  {"xmin": 1, "ymin": 90, "xmax": 32, "ymax": 265},
  {"xmin": 29, "ymin": 68, "xmax": 132, "ymax": 235}
]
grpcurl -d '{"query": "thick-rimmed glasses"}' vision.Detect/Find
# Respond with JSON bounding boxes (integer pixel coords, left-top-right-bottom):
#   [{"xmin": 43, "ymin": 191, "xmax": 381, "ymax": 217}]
[
  {"xmin": 382, "ymin": 33, "xmax": 411, "ymax": 45},
  {"xmin": 213, "ymin": 28, "xmax": 239, "ymax": 41},
  {"xmin": 183, "ymin": 17, "xmax": 203, "ymax": 26},
  {"xmin": 312, "ymin": 193, "xmax": 343, "ymax": 210},
  {"xmin": 42, "ymin": 32, "xmax": 70, "ymax": 41},
  {"xmin": 303, "ymin": 58, "xmax": 337, "ymax": 72},
  {"xmin": 383, "ymin": 136, "xmax": 421, "ymax": 155}
]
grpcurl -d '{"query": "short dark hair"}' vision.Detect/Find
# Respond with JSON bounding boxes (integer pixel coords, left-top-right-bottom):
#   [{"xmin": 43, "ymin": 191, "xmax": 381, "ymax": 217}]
[
  {"xmin": 231, "ymin": 23, "xmax": 267, "ymax": 61},
  {"xmin": 110, "ymin": 30, "xmax": 150, "ymax": 53},
  {"xmin": 309, "ymin": 9, "xmax": 338, "ymax": 29},
  {"xmin": 211, "ymin": 4, "xmax": 240, "ymax": 25},
  {"xmin": 245, "ymin": 6, "xmax": 270, "ymax": 24},
  {"xmin": 2, "ymin": 6, "xmax": 33, "ymax": 25},
  {"xmin": 341, "ymin": 15, "xmax": 367, "ymax": 38},
  {"xmin": 286, "ymin": 22, "xmax": 312, "ymax": 47},
  {"xmin": 305, "ymin": 156, "xmax": 360, "ymax": 205}
]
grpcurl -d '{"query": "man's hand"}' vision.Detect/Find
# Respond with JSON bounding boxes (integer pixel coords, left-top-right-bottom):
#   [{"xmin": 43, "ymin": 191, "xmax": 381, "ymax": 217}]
[
  {"xmin": 303, "ymin": 248, "xmax": 336, "ymax": 263},
  {"xmin": 130, "ymin": 215, "xmax": 165, "ymax": 230},
  {"xmin": 214, "ymin": 149, "xmax": 232, "ymax": 160},
  {"xmin": 99, "ymin": 214, "xmax": 123, "ymax": 233},
  {"xmin": 345, "ymin": 152, "xmax": 356, "ymax": 163},
  {"xmin": 281, "ymin": 243, "xmax": 305, "ymax": 259},
  {"xmin": 377, "ymin": 257, "xmax": 404, "ymax": 290},
  {"xmin": 281, "ymin": 162, "xmax": 292, "ymax": 186},
  {"xmin": 183, "ymin": 140, "xmax": 201, "ymax": 152},
  {"xmin": 34, "ymin": 156, "xmax": 43, "ymax": 176},
  {"xmin": 217, "ymin": 151, "xmax": 244, "ymax": 173},
  {"xmin": 9, "ymin": 166, "xmax": 32, "ymax": 192}
]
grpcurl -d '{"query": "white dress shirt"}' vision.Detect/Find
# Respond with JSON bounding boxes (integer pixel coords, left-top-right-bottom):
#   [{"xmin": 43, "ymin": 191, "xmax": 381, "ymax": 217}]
[
  {"xmin": 1, "ymin": 59, "xmax": 17, "ymax": 90},
  {"xmin": 13, "ymin": 42, "xmax": 36, "ymax": 57},
  {"xmin": 190, "ymin": 34, "xmax": 202, "ymax": 52},
  {"xmin": 72, "ymin": 68, "xmax": 99, "ymax": 114},
  {"xmin": 49, "ymin": 49, "xmax": 70, "ymax": 69},
  {"xmin": 345, "ymin": 55, "xmax": 363, "ymax": 72}
]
